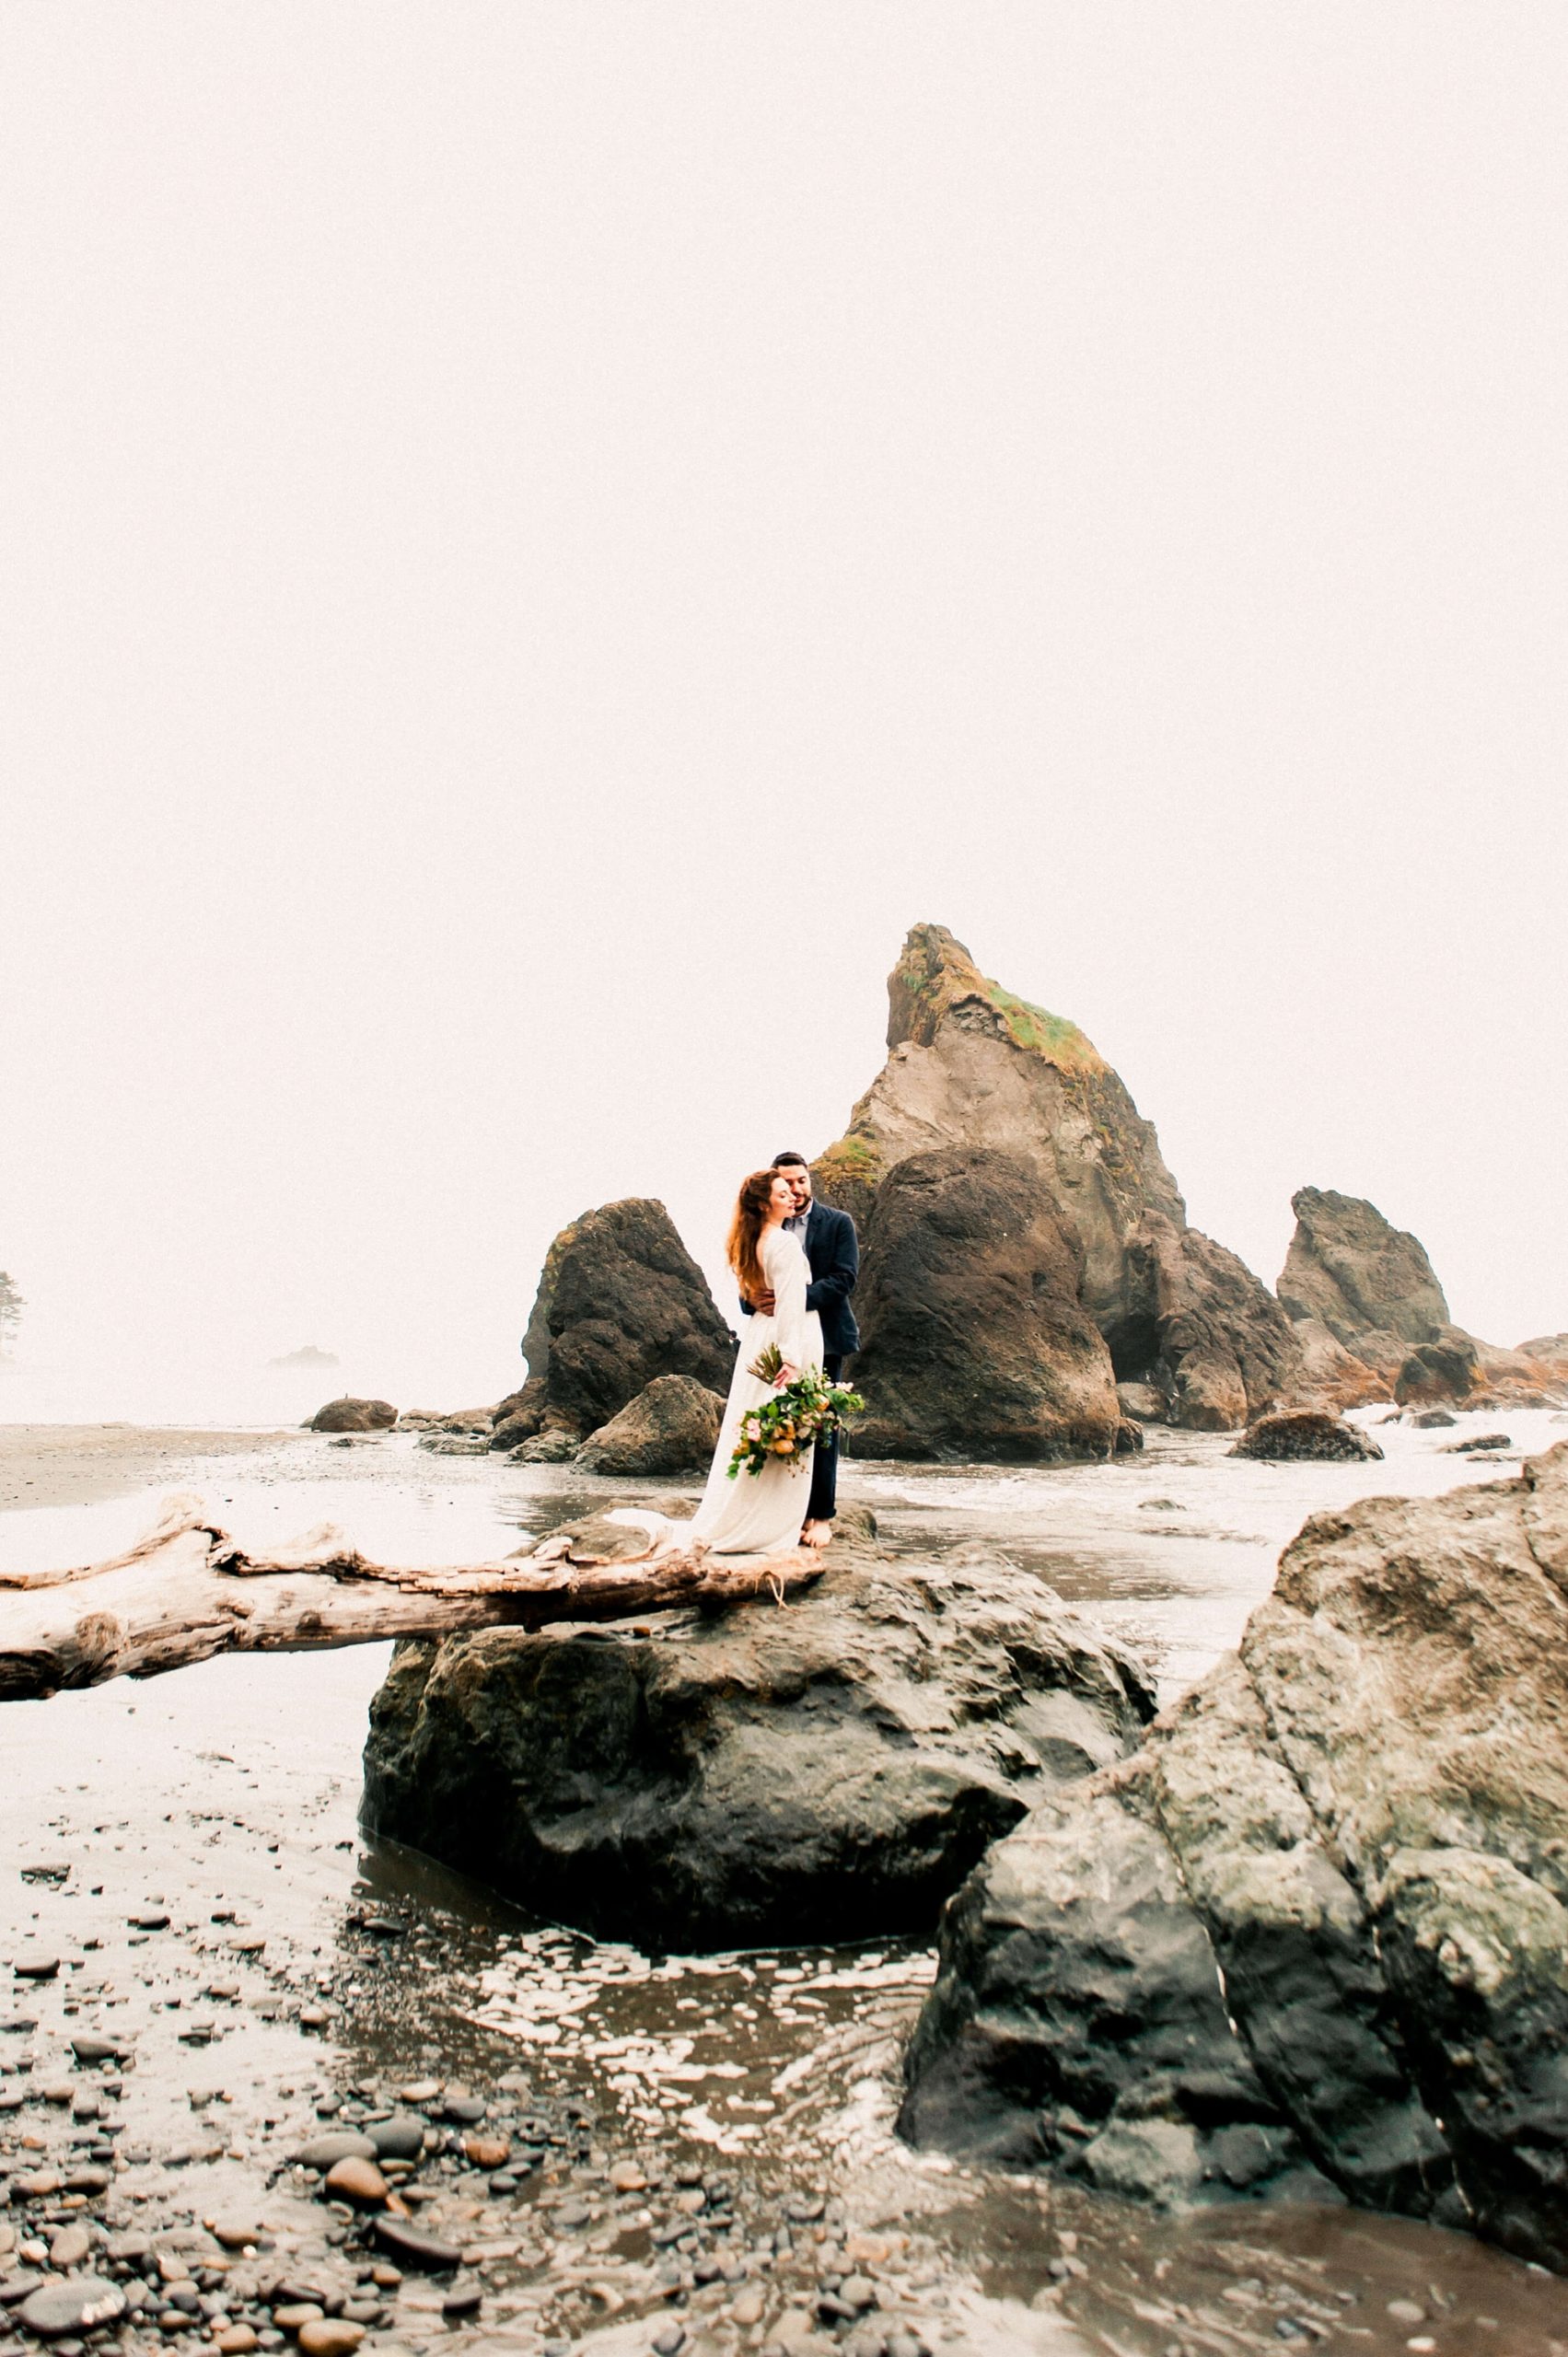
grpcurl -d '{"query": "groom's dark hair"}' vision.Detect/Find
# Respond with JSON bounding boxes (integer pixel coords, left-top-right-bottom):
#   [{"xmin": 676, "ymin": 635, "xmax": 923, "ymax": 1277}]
[{"xmin": 772, "ymin": 1150, "xmax": 807, "ymax": 1168}]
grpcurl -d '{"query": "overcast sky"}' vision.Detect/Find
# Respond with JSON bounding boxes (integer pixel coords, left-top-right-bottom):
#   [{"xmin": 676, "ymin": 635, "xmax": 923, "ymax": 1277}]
[{"xmin": 2, "ymin": 5, "xmax": 1564, "ymax": 1417}]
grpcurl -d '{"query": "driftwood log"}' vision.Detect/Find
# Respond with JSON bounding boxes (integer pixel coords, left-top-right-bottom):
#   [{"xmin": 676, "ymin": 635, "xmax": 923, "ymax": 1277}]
[{"xmin": 0, "ymin": 1496, "xmax": 823, "ymax": 1702}]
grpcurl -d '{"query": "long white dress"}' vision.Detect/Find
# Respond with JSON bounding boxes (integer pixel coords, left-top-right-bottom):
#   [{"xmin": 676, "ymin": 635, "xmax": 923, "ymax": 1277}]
[{"xmin": 690, "ymin": 1225, "xmax": 822, "ymax": 1558}]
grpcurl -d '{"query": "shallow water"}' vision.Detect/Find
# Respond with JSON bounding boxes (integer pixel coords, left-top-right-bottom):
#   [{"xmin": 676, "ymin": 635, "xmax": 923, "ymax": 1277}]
[{"xmin": 4, "ymin": 1411, "xmax": 1568, "ymax": 2356}]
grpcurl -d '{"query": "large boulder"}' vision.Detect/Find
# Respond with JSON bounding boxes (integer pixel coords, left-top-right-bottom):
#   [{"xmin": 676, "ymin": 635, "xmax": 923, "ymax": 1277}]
[
  {"xmin": 574, "ymin": 1375, "xmax": 726, "ymax": 1476},
  {"xmin": 847, "ymin": 1148, "xmax": 1123, "ymax": 1461},
  {"xmin": 900, "ymin": 1442, "xmax": 1568, "ymax": 2272},
  {"xmin": 1277, "ymin": 1186, "xmax": 1450, "ymax": 1356},
  {"xmin": 361, "ymin": 1516, "xmax": 1156, "ymax": 1951},
  {"xmin": 493, "ymin": 1199, "xmax": 735, "ymax": 1446},
  {"xmin": 1230, "ymin": 1408, "xmax": 1384, "ymax": 1462},
  {"xmin": 813, "ymin": 925, "xmax": 1303, "ymax": 1434},
  {"xmin": 308, "ymin": 1397, "xmax": 397, "ymax": 1433},
  {"xmin": 1393, "ymin": 1331, "xmax": 1481, "ymax": 1407}
]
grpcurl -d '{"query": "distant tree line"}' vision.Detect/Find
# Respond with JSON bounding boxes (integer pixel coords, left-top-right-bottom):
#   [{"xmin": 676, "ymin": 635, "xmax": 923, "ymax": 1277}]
[{"xmin": 0, "ymin": 1271, "xmax": 23, "ymax": 1358}]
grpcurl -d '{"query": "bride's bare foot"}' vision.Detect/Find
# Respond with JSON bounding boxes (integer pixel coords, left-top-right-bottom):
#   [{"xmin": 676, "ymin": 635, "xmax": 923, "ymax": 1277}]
[{"xmin": 800, "ymin": 1518, "xmax": 833, "ymax": 1550}]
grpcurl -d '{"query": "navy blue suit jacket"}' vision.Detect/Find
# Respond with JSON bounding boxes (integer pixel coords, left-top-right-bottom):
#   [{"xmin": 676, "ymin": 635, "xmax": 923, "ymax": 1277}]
[{"xmin": 742, "ymin": 1201, "xmax": 861, "ymax": 1358}]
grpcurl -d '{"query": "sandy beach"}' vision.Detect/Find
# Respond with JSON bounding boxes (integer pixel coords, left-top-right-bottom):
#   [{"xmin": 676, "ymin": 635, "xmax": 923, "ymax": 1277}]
[{"xmin": 0, "ymin": 1427, "xmax": 308, "ymax": 1514}]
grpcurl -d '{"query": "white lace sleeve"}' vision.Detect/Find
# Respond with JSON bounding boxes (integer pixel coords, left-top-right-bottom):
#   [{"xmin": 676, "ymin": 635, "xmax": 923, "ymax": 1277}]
[{"xmin": 762, "ymin": 1229, "xmax": 809, "ymax": 1370}]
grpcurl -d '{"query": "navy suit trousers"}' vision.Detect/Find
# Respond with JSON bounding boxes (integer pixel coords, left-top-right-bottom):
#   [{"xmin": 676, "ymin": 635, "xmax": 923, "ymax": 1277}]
[{"xmin": 807, "ymin": 1354, "xmax": 843, "ymax": 1523}]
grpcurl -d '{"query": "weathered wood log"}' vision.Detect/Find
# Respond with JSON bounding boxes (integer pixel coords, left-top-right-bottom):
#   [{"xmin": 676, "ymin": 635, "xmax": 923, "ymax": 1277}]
[{"xmin": 0, "ymin": 1495, "xmax": 823, "ymax": 1702}]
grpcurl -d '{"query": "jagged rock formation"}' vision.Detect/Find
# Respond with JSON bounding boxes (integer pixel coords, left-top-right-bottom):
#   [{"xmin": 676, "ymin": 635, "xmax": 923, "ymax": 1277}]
[
  {"xmin": 361, "ymin": 1513, "xmax": 1157, "ymax": 1950},
  {"xmin": 1277, "ymin": 1189, "xmax": 1567, "ymax": 1411},
  {"xmin": 815, "ymin": 926, "xmax": 1301, "ymax": 1435},
  {"xmin": 900, "ymin": 1442, "xmax": 1568, "ymax": 2273},
  {"xmin": 1278, "ymin": 1187, "xmax": 1450, "ymax": 1353},
  {"xmin": 492, "ymin": 1200, "xmax": 735, "ymax": 1447},
  {"xmin": 573, "ymin": 1375, "xmax": 726, "ymax": 1476},
  {"xmin": 848, "ymin": 1149, "xmax": 1127, "ymax": 1460}
]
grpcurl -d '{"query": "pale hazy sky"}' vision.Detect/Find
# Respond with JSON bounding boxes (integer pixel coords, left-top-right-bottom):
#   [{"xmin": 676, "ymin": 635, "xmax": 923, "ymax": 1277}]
[{"xmin": 3, "ymin": 6, "xmax": 1564, "ymax": 1416}]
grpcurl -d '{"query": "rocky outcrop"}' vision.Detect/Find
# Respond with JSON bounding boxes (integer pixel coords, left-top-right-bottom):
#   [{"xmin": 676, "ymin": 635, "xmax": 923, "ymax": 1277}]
[
  {"xmin": 848, "ymin": 1149, "xmax": 1124, "ymax": 1461},
  {"xmin": 900, "ymin": 1443, "xmax": 1568, "ymax": 2272},
  {"xmin": 574, "ymin": 1375, "xmax": 726, "ymax": 1477},
  {"xmin": 1278, "ymin": 1187, "xmax": 1449, "ymax": 1355},
  {"xmin": 814, "ymin": 925, "xmax": 1301, "ymax": 1435},
  {"xmin": 493, "ymin": 1200, "xmax": 735, "ymax": 1447},
  {"xmin": 1231, "ymin": 1409, "xmax": 1384, "ymax": 1462},
  {"xmin": 1393, "ymin": 1333, "xmax": 1481, "ymax": 1407},
  {"xmin": 361, "ymin": 1515, "xmax": 1157, "ymax": 1950},
  {"xmin": 1277, "ymin": 1191, "xmax": 1566, "ymax": 1414},
  {"xmin": 308, "ymin": 1397, "xmax": 397, "ymax": 1434}
]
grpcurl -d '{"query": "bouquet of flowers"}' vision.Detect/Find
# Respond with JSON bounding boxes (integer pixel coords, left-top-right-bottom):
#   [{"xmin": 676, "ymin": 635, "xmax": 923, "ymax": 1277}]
[{"xmin": 727, "ymin": 1347, "xmax": 865, "ymax": 1481}]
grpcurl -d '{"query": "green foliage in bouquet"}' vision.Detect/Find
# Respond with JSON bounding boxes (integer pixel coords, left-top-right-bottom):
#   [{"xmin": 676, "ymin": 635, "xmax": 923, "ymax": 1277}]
[{"xmin": 728, "ymin": 1362, "xmax": 865, "ymax": 1480}]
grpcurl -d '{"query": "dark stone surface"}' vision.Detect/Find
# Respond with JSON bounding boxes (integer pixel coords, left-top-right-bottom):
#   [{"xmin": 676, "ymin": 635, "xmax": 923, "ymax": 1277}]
[
  {"xmin": 847, "ymin": 1148, "xmax": 1121, "ymax": 1462},
  {"xmin": 575, "ymin": 1376, "xmax": 726, "ymax": 1477},
  {"xmin": 361, "ymin": 1517, "xmax": 1156, "ymax": 1951},
  {"xmin": 1230, "ymin": 1410, "xmax": 1384, "ymax": 1463},
  {"xmin": 900, "ymin": 1441, "xmax": 1568, "ymax": 2271},
  {"xmin": 494, "ymin": 1200, "xmax": 735, "ymax": 1446}
]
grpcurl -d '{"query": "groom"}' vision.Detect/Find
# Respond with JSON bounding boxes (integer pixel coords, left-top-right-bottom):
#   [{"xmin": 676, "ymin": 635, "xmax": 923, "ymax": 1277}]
[{"xmin": 743, "ymin": 1150, "xmax": 860, "ymax": 1545}]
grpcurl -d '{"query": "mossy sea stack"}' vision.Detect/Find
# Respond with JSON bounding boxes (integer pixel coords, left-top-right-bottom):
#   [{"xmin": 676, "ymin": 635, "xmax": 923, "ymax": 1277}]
[{"xmin": 817, "ymin": 924, "xmax": 1303, "ymax": 1441}]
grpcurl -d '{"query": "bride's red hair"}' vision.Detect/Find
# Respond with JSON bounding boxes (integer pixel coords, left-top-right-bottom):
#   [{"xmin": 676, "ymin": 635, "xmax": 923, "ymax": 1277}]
[{"xmin": 726, "ymin": 1169, "xmax": 780, "ymax": 1306}]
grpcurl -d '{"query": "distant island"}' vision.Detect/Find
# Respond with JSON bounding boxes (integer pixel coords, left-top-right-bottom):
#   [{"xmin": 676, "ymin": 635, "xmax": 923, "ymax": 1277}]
[{"xmin": 267, "ymin": 1343, "xmax": 340, "ymax": 1370}]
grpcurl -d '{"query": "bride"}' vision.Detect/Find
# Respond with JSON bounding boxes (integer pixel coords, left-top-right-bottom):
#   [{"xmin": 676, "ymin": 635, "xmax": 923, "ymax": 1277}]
[{"xmin": 690, "ymin": 1167, "xmax": 823, "ymax": 1559}]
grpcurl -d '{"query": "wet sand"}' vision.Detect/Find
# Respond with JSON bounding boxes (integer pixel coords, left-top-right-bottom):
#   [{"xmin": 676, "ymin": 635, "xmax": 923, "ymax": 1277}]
[
  {"xmin": 3, "ymin": 1421, "xmax": 1568, "ymax": 2357},
  {"xmin": 0, "ymin": 1429, "xmax": 307, "ymax": 1514}
]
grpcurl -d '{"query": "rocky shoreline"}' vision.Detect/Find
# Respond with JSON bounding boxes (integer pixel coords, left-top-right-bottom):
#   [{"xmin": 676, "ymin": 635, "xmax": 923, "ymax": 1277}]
[{"xmin": 6, "ymin": 1424, "xmax": 1568, "ymax": 2357}]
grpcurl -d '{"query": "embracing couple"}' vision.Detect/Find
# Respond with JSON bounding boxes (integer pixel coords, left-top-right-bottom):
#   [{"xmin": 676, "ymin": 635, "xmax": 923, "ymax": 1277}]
[{"xmin": 688, "ymin": 1153, "xmax": 860, "ymax": 1561}]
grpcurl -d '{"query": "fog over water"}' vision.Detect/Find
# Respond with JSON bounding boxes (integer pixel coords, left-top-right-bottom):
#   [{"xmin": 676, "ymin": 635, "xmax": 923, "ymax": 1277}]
[{"xmin": 3, "ymin": 6, "xmax": 1565, "ymax": 1426}]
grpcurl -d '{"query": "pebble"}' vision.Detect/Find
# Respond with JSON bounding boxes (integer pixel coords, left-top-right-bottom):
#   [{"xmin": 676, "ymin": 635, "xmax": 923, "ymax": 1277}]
[
  {"xmin": 651, "ymin": 2328, "xmax": 687, "ymax": 2356},
  {"xmin": 732, "ymin": 2290, "xmax": 766, "ymax": 2326},
  {"xmin": 1386, "ymin": 2301, "xmax": 1426, "ymax": 2326},
  {"xmin": 397, "ymin": 2081, "xmax": 442, "ymax": 2106},
  {"xmin": 442, "ymin": 2096, "xmax": 486, "ymax": 2126},
  {"xmin": 371, "ymin": 2219, "xmax": 464, "ymax": 2272},
  {"xmin": 18, "ymin": 2279, "xmax": 128, "ymax": 2340},
  {"xmin": 461, "ymin": 2134, "xmax": 509, "ymax": 2170},
  {"xmin": 296, "ymin": 2133, "xmax": 378, "ymax": 2170},
  {"xmin": 207, "ymin": 2219, "xmax": 264, "ymax": 2252},
  {"xmin": 215, "ymin": 2330, "xmax": 259, "ymax": 2355},
  {"xmin": 68, "ymin": 2036, "xmax": 121, "ymax": 2064},
  {"xmin": 296, "ymin": 2325, "xmax": 365, "ymax": 2357},
  {"xmin": 367, "ymin": 2117, "xmax": 425, "ymax": 2161},
  {"xmin": 441, "ymin": 2285, "xmax": 482, "ymax": 2319},
  {"xmin": 13, "ymin": 1956, "xmax": 61, "ymax": 1980},
  {"xmin": 272, "ymin": 2305, "xmax": 324, "ymax": 2331},
  {"xmin": 47, "ymin": 2225, "xmax": 91, "ymax": 2270},
  {"xmin": 322, "ymin": 2157, "xmax": 388, "ymax": 2208},
  {"xmin": 130, "ymin": 1911, "xmax": 171, "ymax": 1931},
  {"xmin": 609, "ymin": 2160, "xmax": 647, "ymax": 2192},
  {"xmin": 840, "ymin": 2276, "xmax": 878, "ymax": 2311},
  {"xmin": 786, "ymin": 2195, "xmax": 825, "ymax": 2223}
]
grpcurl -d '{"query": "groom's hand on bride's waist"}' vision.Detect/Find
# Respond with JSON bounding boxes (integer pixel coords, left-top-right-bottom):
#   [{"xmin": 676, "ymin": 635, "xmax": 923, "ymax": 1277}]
[{"xmin": 747, "ymin": 1288, "xmax": 777, "ymax": 1315}]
